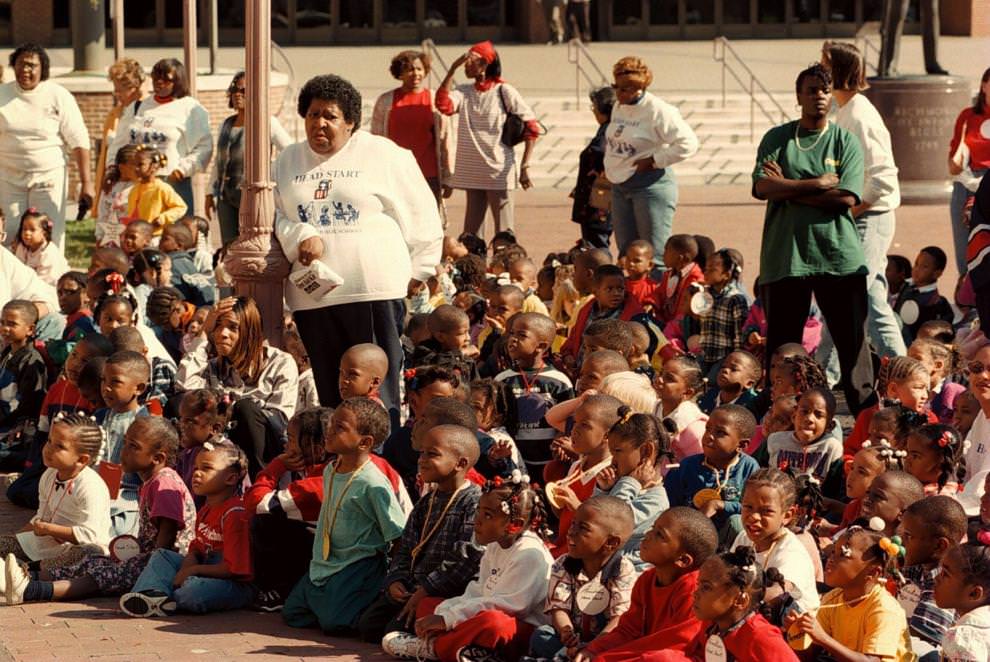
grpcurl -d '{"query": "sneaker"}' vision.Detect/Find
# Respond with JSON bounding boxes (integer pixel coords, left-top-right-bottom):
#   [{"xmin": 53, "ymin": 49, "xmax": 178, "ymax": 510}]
[
  {"xmin": 457, "ymin": 646, "xmax": 504, "ymax": 662},
  {"xmin": 3, "ymin": 553, "xmax": 28, "ymax": 605},
  {"xmin": 381, "ymin": 631, "xmax": 438, "ymax": 660},
  {"xmin": 252, "ymin": 589, "xmax": 284, "ymax": 613},
  {"xmin": 119, "ymin": 590, "xmax": 176, "ymax": 617}
]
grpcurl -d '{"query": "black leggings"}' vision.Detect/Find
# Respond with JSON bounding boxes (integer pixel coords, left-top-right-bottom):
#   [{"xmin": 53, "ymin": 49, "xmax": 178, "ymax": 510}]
[{"xmin": 227, "ymin": 398, "xmax": 287, "ymax": 479}]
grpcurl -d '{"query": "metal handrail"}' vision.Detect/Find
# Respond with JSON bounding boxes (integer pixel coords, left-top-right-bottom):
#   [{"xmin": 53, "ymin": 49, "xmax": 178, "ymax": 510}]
[
  {"xmin": 271, "ymin": 41, "xmax": 298, "ymax": 138},
  {"xmin": 712, "ymin": 36, "xmax": 790, "ymax": 142},
  {"xmin": 421, "ymin": 38, "xmax": 450, "ymax": 91},
  {"xmin": 567, "ymin": 38, "xmax": 608, "ymax": 107}
]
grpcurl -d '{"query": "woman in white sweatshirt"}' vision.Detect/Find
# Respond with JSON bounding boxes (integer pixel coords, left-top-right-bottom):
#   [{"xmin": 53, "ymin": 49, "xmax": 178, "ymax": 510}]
[
  {"xmin": 0, "ymin": 43, "xmax": 92, "ymax": 249},
  {"xmin": 273, "ymin": 74, "xmax": 443, "ymax": 425},
  {"xmin": 107, "ymin": 59, "xmax": 213, "ymax": 213},
  {"xmin": 604, "ymin": 57, "xmax": 699, "ymax": 271}
]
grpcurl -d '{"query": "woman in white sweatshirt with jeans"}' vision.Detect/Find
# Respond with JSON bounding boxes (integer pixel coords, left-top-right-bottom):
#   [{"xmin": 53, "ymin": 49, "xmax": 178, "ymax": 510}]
[
  {"xmin": 604, "ymin": 57, "xmax": 699, "ymax": 271},
  {"xmin": 273, "ymin": 74, "xmax": 443, "ymax": 428}
]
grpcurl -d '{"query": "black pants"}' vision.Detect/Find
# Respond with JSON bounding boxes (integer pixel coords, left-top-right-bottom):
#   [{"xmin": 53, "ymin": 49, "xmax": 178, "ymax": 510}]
[
  {"xmin": 356, "ymin": 590, "xmax": 411, "ymax": 643},
  {"xmin": 250, "ymin": 514, "xmax": 314, "ymax": 598},
  {"xmin": 566, "ymin": 1, "xmax": 591, "ymax": 41},
  {"xmin": 228, "ymin": 398, "xmax": 288, "ymax": 479},
  {"xmin": 293, "ymin": 299, "xmax": 405, "ymax": 432},
  {"xmin": 580, "ymin": 217, "xmax": 612, "ymax": 251},
  {"xmin": 763, "ymin": 274, "xmax": 876, "ymax": 415}
]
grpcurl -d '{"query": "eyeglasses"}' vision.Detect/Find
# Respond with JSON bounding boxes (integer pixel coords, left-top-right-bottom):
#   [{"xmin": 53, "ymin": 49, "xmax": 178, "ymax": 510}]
[{"xmin": 966, "ymin": 361, "xmax": 990, "ymax": 376}]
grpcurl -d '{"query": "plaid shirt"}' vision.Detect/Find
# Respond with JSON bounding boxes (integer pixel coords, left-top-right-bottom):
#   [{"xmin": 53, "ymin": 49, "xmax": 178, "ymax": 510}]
[
  {"xmin": 383, "ymin": 483, "xmax": 483, "ymax": 598},
  {"xmin": 901, "ymin": 564, "xmax": 955, "ymax": 645},
  {"xmin": 698, "ymin": 282, "xmax": 748, "ymax": 366}
]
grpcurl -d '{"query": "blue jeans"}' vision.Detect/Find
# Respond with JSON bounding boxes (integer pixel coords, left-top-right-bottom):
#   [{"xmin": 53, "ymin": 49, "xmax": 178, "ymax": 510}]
[
  {"xmin": 612, "ymin": 169, "xmax": 677, "ymax": 265},
  {"xmin": 530, "ymin": 624, "xmax": 568, "ymax": 659},
  {"xmin": 131, "ymin": 549, "xmax": 254, "ymax": 613},
  {"xmin": 817, "ymin": 209, "xmax": 905, "ymax": 383},
  {"xmin": 951, "ymin": 171, "xmax": 988, "ymax": 275}
]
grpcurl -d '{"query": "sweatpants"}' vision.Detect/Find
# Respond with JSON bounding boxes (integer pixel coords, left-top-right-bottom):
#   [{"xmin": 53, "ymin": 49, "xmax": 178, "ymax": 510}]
[
  {"xmin": 293, "ymin": 299, "xmax": 405, "ymax": 431},
  {"xmin": 463, "ymin": 188, "xmax": 514, "ymax": 237},
  {"xmin": 0, "ymin": 166, "xmax": 68, "ymax": 248},
  {"xmin": 283, "ymin": 553, "xmax": 387, "ymax": 635},
  {"xmin": 420, "ymin": 597, "xmax": 534, "ymax": 662},
  {"xmin": 763, "ymin": 273, "xmax": 876, "ymax": 416}
]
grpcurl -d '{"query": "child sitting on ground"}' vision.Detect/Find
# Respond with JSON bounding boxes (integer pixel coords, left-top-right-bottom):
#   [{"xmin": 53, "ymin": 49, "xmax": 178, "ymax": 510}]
[
  {"xmin": 529, "ymin": 496, "xmax": 637, "ymax": 660},
  {"xmin": 358, "ymin": 424, "xmax": 484, "ymax": 643},
  {"xmin": 909, "ymin": 338, "xmax": 964, "ymax": 424},
  {"xmin": 665, "ymin": 405, "xmax": 761, "ymax": 547},
  {"xmin": 55, "ymin": 271, "xmax": 97, "ymax": 348},
  {"xmin": 4, "ymin": 417, "xmax": 196, "ymax": 606},
  {"xmin": 621, "ymin": 240, "xmax": 658, "ymax": 312},
  {"xmin": 933, "ymin": 538, "xmax": 990, "ymax": 661},
  {"xmin": 697, "ymin": 350, "xmax": 760, "ymax": 415},
  {"xmin": 11, "ymin": 209, "xmax": 69, "ymax": 287},
  {"xmin": 245, "ymin": 407, "xmax": 332, "ymax": 612},
  {"xmin": 858, "ymin": 470, "xmax": 925, "ymax": 537},
  {"xmin": 508, "ymin": 257, "xmax": 551, "ymax": 316},
  {"xmin": 898, "ymin": 246, "xmax": 954, "ymax": 343},
  {"xmin": 656, "ymin": 355, "xmax": 709, "ymax": 462},
  {"xmin": 338, "ymin": 342, "xmax": 389, "ymax": 404},
  {"xmin": 886, "ymin": 254, "xmax": 912, "ymax": 310},
  {"xmin": 174, "ymin": 389, "xmax": 227, "ymax": 502},
  {"xmin": 120, "ymin": 220, "xmax": 153, "ymax": 260},
  {"xmin": 594, "ymin": 409, "xmax": 671, "ymax": 570},
  {"xmin": 119, "ymin": 439, "xmax": 253, "ymax": 616},
  {"xmin": 899, "ymin": 495, "xmax": 969, "ymax": 658},
  {"xmin": 283, "ymin": 398, "xmax": 407, "ymax": 634},
  {"xmin": 730, "ymin": 468, "xmax": 820, "ymax": 614},
  {"xmin": 653, "ymin": 234, "xmax": 703, "ymax": 330},
  {"xmin": 178, "ymin": 216, "xmax": 214, "ymax": 276},
  {"xmin": 468, "ymin": 379, "xmax": 524, "ymax": 480},
  {"xmin": 495, "ymin": 312, "xmax": 575, "ymax": 479},
  {"xmin": 158, "ymin": 222, "xmax": 215, "ymax": 308},
  {"xmin": 677, "ymin": 547, "xmax": 798, "ymax": 661},
  {"xmin": 785, "ymin": 524, "xmax": 913, "ymax": 661},
  {"xmin": 0, "ymin": 414, "xmax": 110, "ymax": 573},
  {"xmin": 903, "ymin": 423, "xmax": 965, "ymax": 496},
  {"xmin": 694, "ymin": 248, "xmax": 749, "ymax": 375},
  {"xmin": 816, "ymin": 438, "xmax": 900, "ymax": 538},
  {"xmin": 767, "ymin": 386, "xmax": 845, "ymax": 495},
  {"xmin": 0, "ymin": 300, "xmax": 48, "ymax": 471},
  {"xmin": 410, "ymin": 304, "xmax": 479, "ymax": 378},
  {"xmin": 384, "ymin": 475, "xmax": 553, "ymax": 662},
  {"xmin": 574, "ymin": 507, "xmax": 718, "ymax": 661},
  {"xmin": 561, "ymin": 264, "xmax": 652, "ymax": 361},
  {"xmin": 280, "ymin": 326, "xmax": 318, "ymax": 413}
]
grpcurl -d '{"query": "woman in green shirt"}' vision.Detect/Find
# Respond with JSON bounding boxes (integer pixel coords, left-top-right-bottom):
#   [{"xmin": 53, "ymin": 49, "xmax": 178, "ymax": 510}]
[{"xmin": 752, "ymin": 63, "xmax": 875, "ymax": 415}]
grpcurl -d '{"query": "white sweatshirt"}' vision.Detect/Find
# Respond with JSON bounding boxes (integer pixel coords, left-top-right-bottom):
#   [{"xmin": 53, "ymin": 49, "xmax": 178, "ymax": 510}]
[
  {"xmin": 0, "ymin": 80, "xmax": 90, "ymax": 175},
  {"xmin": 17, "ymin": 466, "xmax": 111, "ymax": 560},
  {"xmin": 833, "ymin": 95, "xmax": 900, "ymax": 212},
  {"xmin": 434, "ymin": 530, "xmax": 553, "ymax": 629},
  {"xmin": 0, "ymin": 245, "xmax": 58, "ymax": 314},
  {"xmin": 604, "ymin": 91, "xmax": 699, "ymax": 185},
  {"xmin": 107, "ymin": 96, "xmax": 213, "ymax": 178},
  {"xmin": 273, "ymin": 131, "xmax": 443, "ymax": 311}
]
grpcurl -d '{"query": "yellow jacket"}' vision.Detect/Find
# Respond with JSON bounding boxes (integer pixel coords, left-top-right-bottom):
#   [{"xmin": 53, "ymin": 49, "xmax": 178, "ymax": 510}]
[{"xmin": 127, "ymin": 178, "xmax": 187, "ymax": 234}]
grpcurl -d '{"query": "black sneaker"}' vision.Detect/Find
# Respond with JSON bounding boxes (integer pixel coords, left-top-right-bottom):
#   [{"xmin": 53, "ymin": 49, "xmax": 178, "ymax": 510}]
[
  {"xmin": 119, "ymin": 590, "xmax": 176, "ymax": 617},
  {"xmin": 252, "ymin": 589, "xmax": 284, "ymax": 612},
  {"xmin": 457, "ymin": 646, "xmax": 504, "ymax": 662}
]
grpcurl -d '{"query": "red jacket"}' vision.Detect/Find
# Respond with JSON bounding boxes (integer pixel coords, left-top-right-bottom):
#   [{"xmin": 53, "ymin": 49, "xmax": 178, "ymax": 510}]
[
  {"xmin": 653, "ymin": 264, "xmax": 704, "ymax": 326},
  {"xmin": 561, "ymin": 294, "xmax": 646, "ymax": 358}
]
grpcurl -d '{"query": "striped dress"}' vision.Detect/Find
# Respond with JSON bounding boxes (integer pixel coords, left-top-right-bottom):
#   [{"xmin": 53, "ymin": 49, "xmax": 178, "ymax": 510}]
[{"xmin": 436, "ymin": 82, "xmax": 536, "ymax": 191}]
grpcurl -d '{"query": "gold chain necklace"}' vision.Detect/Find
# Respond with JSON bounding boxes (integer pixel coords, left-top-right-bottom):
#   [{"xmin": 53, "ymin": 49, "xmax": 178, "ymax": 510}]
[
  {"xmin": 322, "ymin": 458, "xmax": 370, "ymax": 560},
  {"xmin": 410, "ymin": 482, "xmax": 470, "ymax": 567},
  {"xmin": 793, "ymin": 121, "xmax": 830, "ymax": 152}
]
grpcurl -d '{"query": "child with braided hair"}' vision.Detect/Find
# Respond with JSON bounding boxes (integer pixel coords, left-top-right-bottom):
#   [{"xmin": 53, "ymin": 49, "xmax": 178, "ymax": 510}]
[
  {"xmin": 594, "ymin": 407, "xmax": 672, "ymax": 570},
  {"xmin": 903, "ymin": 423, "xmax": 966, "ymax": 496},
  {"xmin": 672, "ymin": 546, "xmax": 797, "ymax": 660},
  {"xmin": 817, "ymin": 436, "xmax": 904, "ymax": 537},
  {"xmin": 844, "ymin": 355, "xmax": 937, "ymax": 457},
  {"xmin": 933, "ymin": 536, "xmax": 990, "ymax": 662},
  {"xmin": 383, "ymin": 472, "xmax": 553, "ymax": 662},
  {"xmin": 908, "ymin": 337, "xmax": 964, "ymax": 424},
  {"xmin": 785, "ymin": 524, "xmax": 913, "ymax": 661},
  {"xmin": 767, "ymin": 386, "xmax": 845, "ymax": 496},
  {"xmin": 0, "ymin": 413, "xmax": 110, "ymax": 573},
  {"xmin": 769, "ymin": 353, "xmax": 829, "ymax": 401},
  {"xmin": 3, "ymin": 417, "xmax": 195, "ymax": 606}
]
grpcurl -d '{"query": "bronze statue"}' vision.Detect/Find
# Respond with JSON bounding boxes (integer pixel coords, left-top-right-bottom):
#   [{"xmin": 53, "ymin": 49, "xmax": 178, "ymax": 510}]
[{"xmin": 879, "ymin": 0, "xmax": 948, "ymax": 77}]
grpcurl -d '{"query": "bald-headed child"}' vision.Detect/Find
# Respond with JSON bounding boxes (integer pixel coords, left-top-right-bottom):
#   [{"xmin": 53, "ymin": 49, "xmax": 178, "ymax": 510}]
[
  {"xmin": 575, "ymin": 350, "xmax": 630, "ymax": 394},
  {"xmin": 576, "ymin": 507, "xmax": 719, "ymax": 661},
  {"xmin": 359, "ymin": 424, "xmax": 485, "ymax": 642},
  {"xmin": 530, "ymin": 495, "xmax": 637, "ymax": 659},
  {"xmin": 509, "ymin": 257, "xmax": 550, "ymax": 316},
  {"xmin": 698, "ymin": 349, "xmax": 761, "ymax": 415},
  {"xmin": 339, "ymin": 343, "xmax": 389, "ymax": 405},
  {"xmin": 120, "ymin": 221, "xmax": 153, "ymax": 259},
  {"xmin": 410, "ymin": 304, "xmax": 479, "ymax": 378},
  {"xmin": 160, "ymin": 222, "xmax": 215, "ymax": 307},
  {"xmin": 109, "ymin": 325, "xmax": 175, "ymax": 406},
  {"xmin": 494, "ymin": 312, "xmax": 575, "ymax": 479},
  {"xmin": 88, "ymin": 246, "xmax": 129, "ymax": 279},
  {"xmin": 654, "ymin": 234, "xmax": 703, "ymax": 327},
  {"xmin": 858, "ymin": 470, "xmax": 925, "ymax": 537}
]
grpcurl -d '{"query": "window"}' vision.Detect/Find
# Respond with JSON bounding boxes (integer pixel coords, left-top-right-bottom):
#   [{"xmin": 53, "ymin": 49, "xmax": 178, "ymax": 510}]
[
  {"xmin": 613, "ymin": 0, "xmax": 643, "ymax": 26},
  {"xmin": 296, "ymin": 0, "xmax": 331, "ymax": 28},
  {"xmin": 685, "ymin": 0, "xmax": 714, "ymax": 24},
  {"xmin": 650, "ymin": 0, "xmax": 679, "ymax": 25},
  {"xmin": 425, "ymin": 0, "xmax": 458, "ymax": 27}
]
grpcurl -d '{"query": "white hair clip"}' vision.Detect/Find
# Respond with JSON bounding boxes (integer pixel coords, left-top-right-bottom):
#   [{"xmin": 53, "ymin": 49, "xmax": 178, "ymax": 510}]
[
  {"xmin": 861, "ymin": 440, "xmax": 872, "ymax": 449},
  {"xmin": 894, "ymin": 450, "xmax": 907, "ymax": 458},
  {"xmin": 203, "ymin": 441, "xmax": 216, "ymax": 452},
  {"xmin": 840, "ymin": 545, "xmax": 853, "ymax": 558},
  {"xmin": 868, "ymin": 516, "xmax": 886, "ymax": 532},
  {"xmin": 500, "ymin": 500, "xmax": 511, "ymax": 515},
  {"xmin": 509, "ymin": 469, "xmax": 529, "ymax": 485}
]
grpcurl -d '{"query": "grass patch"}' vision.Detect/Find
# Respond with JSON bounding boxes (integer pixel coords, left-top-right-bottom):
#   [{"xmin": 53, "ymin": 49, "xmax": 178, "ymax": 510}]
[{"xmin": 64, "ymin": 218, "xmax": 95, "ymax": 270}]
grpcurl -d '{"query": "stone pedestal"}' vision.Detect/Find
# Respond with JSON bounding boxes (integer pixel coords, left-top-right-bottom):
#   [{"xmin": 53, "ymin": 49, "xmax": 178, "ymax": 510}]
[{"xmin": 864, "ymin": 76, "xmax": 972, "ymax": 204}]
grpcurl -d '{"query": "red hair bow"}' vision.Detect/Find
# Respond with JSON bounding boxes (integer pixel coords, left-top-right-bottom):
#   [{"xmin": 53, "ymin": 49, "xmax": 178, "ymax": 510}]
[
  {"xmin": 105, "ymin": 272, "xmax": 124, "ymax": 294},
  {"xmin": 977, "ymin": 529, "xmax": 990, "ymax": 546},
  {"xmin": 403, "ymin": 368, "xmax": 417, "ymax": 380},
  {"xmin": 937, "ymin": 431, "xmax": 953, "ymax": 448}
]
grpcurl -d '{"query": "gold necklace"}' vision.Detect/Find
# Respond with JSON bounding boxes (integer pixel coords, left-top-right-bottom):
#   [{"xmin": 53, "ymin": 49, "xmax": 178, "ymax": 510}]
[
  {"xmin": 410, "ymin": 482, "xmax": 470, "ymax": 567},
  {"xmin": 793, "ymin": 121, "xmax": 829, "ymax": 152},
  {"xmin": 321, "ymin": 458, "xmax": 370, "ymax": 560}
]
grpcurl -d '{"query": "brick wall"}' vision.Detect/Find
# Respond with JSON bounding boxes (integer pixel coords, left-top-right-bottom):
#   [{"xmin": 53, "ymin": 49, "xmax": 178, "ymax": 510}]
[{"xmin": 11, "ymin": 3, "xmax": 53, "ymax": 45}]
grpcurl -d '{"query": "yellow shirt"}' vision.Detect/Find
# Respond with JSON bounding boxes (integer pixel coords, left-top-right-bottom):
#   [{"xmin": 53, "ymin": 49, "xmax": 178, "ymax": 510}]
[
  {"xmin": 127, "ymin": 178, "xmax": 188, "ymax": 234},
  {"xmin": 522, "ymin": 292, "xmax": 549, "ymax": 316},
  {"xmin": 817, "ymin": 584, "xmax": 916, "ymax": 662}
]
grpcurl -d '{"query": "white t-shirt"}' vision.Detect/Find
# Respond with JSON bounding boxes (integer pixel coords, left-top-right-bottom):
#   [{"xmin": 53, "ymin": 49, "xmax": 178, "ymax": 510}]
[
  {"xmin": 832, "ymin": 95, "xmax": 900, "ymax": 212},
  {"xmin": 272, "ymin": 131, "xmax": 443, "ymax": 311},
  {"xmin": 604, "ymin": 91, "xmax": 699, "ymax": 185},
  {"xmin": 964, "ymin": 410, "xmax": 990, "ymax": 489},
  {"xmin": 731, "ymin": 528, "xmax": 821, "ymax": 612},
  {"xmin": 0, "ymin": 80, "xmax": 90, "ymax": 176},
  {"xmin": 17, "ymin": 466, "xmax": 112, "ymax": 560},
  {"xmin": 107, "ymin": 96, "xmax": 213, "ymax": 178},
  {"xmin": 0, "ymin": 245, "xmax": 58, "ymax": 314}
]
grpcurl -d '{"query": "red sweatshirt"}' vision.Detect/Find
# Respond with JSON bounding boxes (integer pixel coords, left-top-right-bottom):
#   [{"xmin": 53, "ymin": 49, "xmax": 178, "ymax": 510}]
[
  {"xmin": 653, "ymin": 263, "xmax": 704, "ymax": 326},
  {"xmin": 585, "ymin": 568, "xmax": 702, "ymax": 660},
  {"xmin": 561, "ymin": 294, "xmax": 646, "ymax": 358}
]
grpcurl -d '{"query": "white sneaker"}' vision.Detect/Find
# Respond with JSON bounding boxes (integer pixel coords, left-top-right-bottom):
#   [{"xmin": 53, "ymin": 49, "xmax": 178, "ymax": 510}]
[
  {"xmin": 119, "ymin": 590, "xmax": 176, "ymax": 617},
  {"xmin": 0, "ymin": 554, "xmax": 8, "ymax": 605},
  {"xmin": 4, "ymin": 553, "xmax": 28, "ymax": 605},
  {"xmin": 381, "ymin": 631, "xmax": 438, "ymax": 660}
]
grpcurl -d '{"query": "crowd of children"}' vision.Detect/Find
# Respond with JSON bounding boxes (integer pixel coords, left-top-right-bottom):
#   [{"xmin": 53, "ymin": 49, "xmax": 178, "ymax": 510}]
[{"xmin": 0, "ymin": 216, "xmax": 987, "ymax": 662}]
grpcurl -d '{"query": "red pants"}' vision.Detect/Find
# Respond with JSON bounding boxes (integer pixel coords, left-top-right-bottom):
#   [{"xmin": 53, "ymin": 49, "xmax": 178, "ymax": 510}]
[{"xmin": 421, "ymin": 598, "xmax": 535, "ymax": 662}]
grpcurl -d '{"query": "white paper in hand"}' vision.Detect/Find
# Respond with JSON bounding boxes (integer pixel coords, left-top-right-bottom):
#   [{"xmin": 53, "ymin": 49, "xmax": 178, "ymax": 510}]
[{"xmin": 289, "ymin": 261, "xmax": 344, "ymax": 302}]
